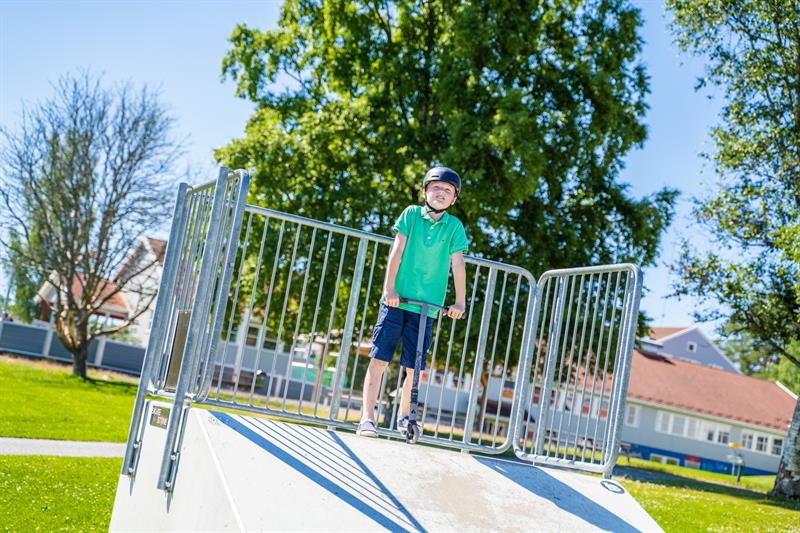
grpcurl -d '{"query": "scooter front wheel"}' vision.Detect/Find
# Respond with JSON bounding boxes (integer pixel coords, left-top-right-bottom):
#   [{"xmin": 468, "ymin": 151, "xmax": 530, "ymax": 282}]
[{"xmin": 406, "ymin": 423, "xmax": 421, "ymax": 444}]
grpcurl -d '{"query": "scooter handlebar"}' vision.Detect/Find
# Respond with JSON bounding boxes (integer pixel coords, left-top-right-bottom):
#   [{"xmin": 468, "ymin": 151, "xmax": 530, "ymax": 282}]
[{"xmin": 398, "ymin": 297, "xmax": 450, "ymax": 313}]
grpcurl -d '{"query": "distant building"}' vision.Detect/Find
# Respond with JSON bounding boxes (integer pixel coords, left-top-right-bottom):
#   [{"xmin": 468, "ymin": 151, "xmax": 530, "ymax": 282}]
[
  {"xmin": 622, "ymin": 346, "xmax": 795, "ymax": 475},
  {"xmin": 640, "ymin": 326, "xmax": 739, "ymax": 373},
  {"xmin": 36, "ymin": 237, "xmax": 166, "ymax": 346}
]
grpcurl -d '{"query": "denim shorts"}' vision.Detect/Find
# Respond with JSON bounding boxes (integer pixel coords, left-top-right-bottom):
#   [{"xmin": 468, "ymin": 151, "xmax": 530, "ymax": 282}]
[{"xmin": 369, "ymin": 304, "xmax": 434, "ymax": 369}]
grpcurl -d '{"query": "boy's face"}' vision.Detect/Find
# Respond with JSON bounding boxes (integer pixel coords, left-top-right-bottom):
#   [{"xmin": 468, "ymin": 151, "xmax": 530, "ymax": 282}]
[{"xmin": 424, "ymin": 181, "xmax": 457, "ymax": 210}]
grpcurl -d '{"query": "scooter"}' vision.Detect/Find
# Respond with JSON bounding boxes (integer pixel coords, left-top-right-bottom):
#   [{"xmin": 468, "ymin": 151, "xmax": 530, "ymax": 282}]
[{"xmin": 398, "ymin": 297, "xmax": 450, "ymax": 444}]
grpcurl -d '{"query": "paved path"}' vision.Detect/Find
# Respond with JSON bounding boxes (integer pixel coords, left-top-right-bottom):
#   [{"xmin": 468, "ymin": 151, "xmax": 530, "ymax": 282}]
[{"xmin": 0, "ymin": 437, "xmax": 125, "ymax": 457}]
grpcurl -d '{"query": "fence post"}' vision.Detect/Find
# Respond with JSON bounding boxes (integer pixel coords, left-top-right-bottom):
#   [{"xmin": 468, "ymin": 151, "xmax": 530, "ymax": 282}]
[
  {"xmin": 602, "ymin": 267, "xmax": 642, "ymax": 479},
  {"xmin": 121, "ymin": 183, "xmax": 190, "ymax": 478},
  {"xmin": 463, "ymin": 268, "xmax": 497, "ymax": 444},
  {"xmin": 157, "ymin": 170, "xmax": 231, "ymax": 491},
  {"xmin": 95, "ymin": 336, "xmax": 108, "ymax": 367},
  {"xmin": 42, "ymin": 324, "xmax": 55, "ymax": 358},
  {"xmin": 329, "ymin": 238, "xmax": 368, "ymax": 422}
]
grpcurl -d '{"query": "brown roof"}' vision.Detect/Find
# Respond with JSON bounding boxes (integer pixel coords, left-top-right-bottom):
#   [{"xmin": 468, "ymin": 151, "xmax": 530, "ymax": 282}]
[
  {"xmin": 646, "ymin": 327, "xmax": 690, "ymax": 340},
  {"xmin": 71, "ymin": 273, "xmax": 128, "ymax": 312},
  {"xmin": 147, "ymin": 237, "xmax": 167, "ymax": 265},
  {"xmin": 628, "ymin": 350, "xmax": 795, "ymax": 432}
]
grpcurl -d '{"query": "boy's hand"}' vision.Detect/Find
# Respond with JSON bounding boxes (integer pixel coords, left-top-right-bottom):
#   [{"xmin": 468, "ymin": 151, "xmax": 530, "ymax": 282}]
[
  {"xmin": 446, "ymin": 303, "xmax": 465, "ymax": 319},
  {"xmin": 384, "ymin": 290, "xmax": 400, "ymax": 307}
]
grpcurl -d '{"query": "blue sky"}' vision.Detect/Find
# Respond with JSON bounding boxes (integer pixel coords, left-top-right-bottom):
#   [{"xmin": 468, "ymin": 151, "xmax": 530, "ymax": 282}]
[{"xmin": 0, "ymin": 1, "xmax": 722, "ymax": 336}]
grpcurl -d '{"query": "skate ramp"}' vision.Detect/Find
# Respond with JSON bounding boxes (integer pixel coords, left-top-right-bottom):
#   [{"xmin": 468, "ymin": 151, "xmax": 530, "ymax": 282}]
[{"xmin": 110, "ymin": 404, "xmax": 662, "ymax": 532}]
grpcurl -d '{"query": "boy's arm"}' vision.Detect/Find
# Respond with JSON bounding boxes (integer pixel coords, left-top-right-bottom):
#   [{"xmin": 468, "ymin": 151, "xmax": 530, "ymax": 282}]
[
  {"xmin": 447, "ymin": 251, "xmax": 466, "ymax": 319},
  {"xmin": 383, "ymin": 233, "xmax": 407, "ymax": 307}
]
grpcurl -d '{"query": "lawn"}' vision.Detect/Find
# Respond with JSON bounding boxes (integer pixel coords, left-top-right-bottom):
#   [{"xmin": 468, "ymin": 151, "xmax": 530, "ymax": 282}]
[
  {"xmin": 0, "ymin": 455, "xmax": 121, "ymax": 532},
  {"xmin": 2, "ymin": 355, "xmax": 799, "ymax": 532},
  {"xmin": 0, "ymin": 355, "xmax": 137, "ymax": 442},
  {"xmin": 615, "ymin": 459, "xmax": 800, "ymax": 532}
]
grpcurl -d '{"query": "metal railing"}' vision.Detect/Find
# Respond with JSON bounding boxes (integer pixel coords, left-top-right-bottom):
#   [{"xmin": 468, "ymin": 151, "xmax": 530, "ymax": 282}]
[
  {"xmin": 120, "ymin": 168, "xmax": 642, "ymax": 491},
  {"xmin": 512, "ymin": 264, "xmax": 642, "ymax": 476},
  {"xmin": 121, "ymin": 168, "xmax": 249, "ymax": 485},
  {"xmin": 196, "ymin": 204, "xmax": 538, "ymax": 456}
]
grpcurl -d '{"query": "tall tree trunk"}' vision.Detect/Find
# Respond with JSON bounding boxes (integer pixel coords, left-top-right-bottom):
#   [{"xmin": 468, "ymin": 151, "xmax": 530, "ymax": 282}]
[
  {"xmin": 72, "ymin": 338, "xmax": 89, "ymax": 379},
  {"xmin": 771, "ymin": 397, "xmax": 800, "ymax": 500}
]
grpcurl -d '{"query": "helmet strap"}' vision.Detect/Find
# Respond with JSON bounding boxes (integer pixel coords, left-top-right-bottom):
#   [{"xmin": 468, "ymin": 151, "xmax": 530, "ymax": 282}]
[{"xmin": 425, "ymin": 201, "xmax": 448, "ymax": 215}]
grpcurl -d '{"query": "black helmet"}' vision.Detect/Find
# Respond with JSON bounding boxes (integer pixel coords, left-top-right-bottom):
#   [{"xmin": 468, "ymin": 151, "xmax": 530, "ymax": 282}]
[{"xmin": 422, "ymin": 166, "xmax": 461, "ymax": 196}]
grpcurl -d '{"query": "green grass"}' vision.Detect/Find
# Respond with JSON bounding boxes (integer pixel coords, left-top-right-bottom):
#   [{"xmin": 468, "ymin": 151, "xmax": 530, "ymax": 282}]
[
  {"xmin": 620, "ymin": 456, "xmax": 776, "ymax": 493},
  {"xmin": 0, "ymin": 456, "xmax": 121, "ymax": 532},
  {"xmin": 615, "ymin": 458, "xmax": 800, "ymax": 532},
  {"xmin": 0, "ymin": 356, "xmax": 137, "ymax": 442}
]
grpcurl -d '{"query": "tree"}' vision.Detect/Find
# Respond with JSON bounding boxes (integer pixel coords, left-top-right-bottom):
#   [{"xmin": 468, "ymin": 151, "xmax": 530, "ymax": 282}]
[
  {"xmin": 217, "ymin": 0, "xmax": 677, "ymax": 373},
  {"xmin": 668, "ymin": 0, "xmax": 800, "ymax": 500},
  {"xmin": 720, "ymin": 322, "xmax": 800, "ymax": 394},
  {"xmin": 3, "ymin": 231, "xmax": 43, "ymax": 323},
  {"xmin": 0, "ymin": 73, "xmax": 184, "ymax": 378}
]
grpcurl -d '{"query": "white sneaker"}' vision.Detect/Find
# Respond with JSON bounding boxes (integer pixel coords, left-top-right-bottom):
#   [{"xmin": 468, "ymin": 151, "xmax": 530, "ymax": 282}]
[
  {"xmin": 397, "ymin": 416, "xmax": 410, "ymax": 435},
  {"xmin": 357, "ymin": 419, "xmax": 378, "ymax": 438}
]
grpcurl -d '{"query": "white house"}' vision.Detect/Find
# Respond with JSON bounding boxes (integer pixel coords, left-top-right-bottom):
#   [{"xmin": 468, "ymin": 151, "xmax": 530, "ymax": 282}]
[{"xmin": 36, "ymin": 237, "xmax": 166, "ymax": 346}]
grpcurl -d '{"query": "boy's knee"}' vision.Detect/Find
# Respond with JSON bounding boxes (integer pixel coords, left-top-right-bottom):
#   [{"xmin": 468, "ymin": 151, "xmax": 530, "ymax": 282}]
[{"xmin": 369, "ymin": 359, "xmax": 389, "ymax": 372}]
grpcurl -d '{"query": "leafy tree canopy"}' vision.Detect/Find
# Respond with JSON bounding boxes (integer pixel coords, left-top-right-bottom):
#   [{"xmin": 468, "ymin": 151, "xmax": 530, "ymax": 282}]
[
  {"xmin": 218, "ymin": 0, "xmax": 677, "ymax": 278},
  {"xmin": 667, "ymin": 0, "xmax": 800, "ymax": 500}
]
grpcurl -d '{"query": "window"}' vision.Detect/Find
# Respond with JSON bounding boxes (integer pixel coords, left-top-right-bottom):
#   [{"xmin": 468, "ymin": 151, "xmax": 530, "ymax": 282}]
[
  {"xmin": 741, "ymin": 433, "xmax": 754, "ymax": 449},
  {"xmin": 672, "ymin": 415, "xmax": 686, "ymax": 435},
  {"xmin": 650, "ymin": 454, "xmax": 680, "ymax": 466},
  {"xmin": 687, "ymin": 419, "xmax": 698, "ymax": 439},
  {"xmin": 717, "ymin": 431, "xmax": 730, "ymax": 445},
  {"xmin": 656, "ymin": 412, "xmax": 670, "ymax": 433},
  {"xmin": 756, "ymin": 435, "xmax": 768, "ymax": 452},
  {"xmin": 702, "ymin": 422, "xmax": 716, "ymax": 442},
  {"xmin": 687, "ymin": 341, "xmax": 698, "ymax": 353},
  {"xmin": 772, "ymin": 438, "xmax": 783, "ymax": 456},
  {"xmin": 625, "ymin": 405, "xmax": 640, "ymax": 427}
]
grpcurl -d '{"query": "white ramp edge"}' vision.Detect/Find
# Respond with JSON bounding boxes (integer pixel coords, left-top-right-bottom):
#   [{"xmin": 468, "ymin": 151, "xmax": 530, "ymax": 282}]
[{"xmin": 110, "ymin": 402, "xmax": 663, "ymax": 532}]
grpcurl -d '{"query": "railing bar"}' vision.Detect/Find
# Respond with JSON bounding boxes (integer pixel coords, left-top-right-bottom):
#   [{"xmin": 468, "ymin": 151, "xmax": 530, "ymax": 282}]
[
  {"xmin": 448, "ymin": 265, "xmax": 481, "ymax": 438},
  {"xmin": 478, "ymin": 270, "xmax": 507, "ymax": 446},
  {"xmin": 553, "ymin": 274, "xmax": 578, "ymax": 458},
  {"xmin": 305, "ymin": 231, "xmax": 333, "ymax": 414},
  {"xmin": 433, "ymin": 313, "xmax": 457, "ymax": 439},
  {"xmin": 315, "ymin": 234, "xmax": 348, "ymax": 419},
  {"xmin": 255, "ymin": 220, "xmax": 286, "ymax": 406},
  {"xmin": 291, "ymin": 227, "xmax": 318, "ymax": 414},
  {"xmin": 223, "ymin": 212, "xmax": 254, "ymax": 401},
  {"xmin": 584, "ymin": 272, "xmax": 613, "ymax": 463},
  {"xmin": 525, "ymin": 277, "xmax": 553, "ymax": 455},
  {"xmin": 421, "ymin": 312, "xmax": 443, "ymax": 430},
  {"xmin": 591, "ymin": 270, "xmax": 622, "ymax": 463},
  {"xmin": 344, "ymin": 240, "xmax": 379, "ymax": 422},
  {"xmin": 275, "ymin": 224, "xmax": 302, "ymax": 409},
  {"xmin": 491, "ymin": 274, "xmax": 522, "ymax": 446},
  {"xmin": 566, "ymin": 273, "xmax": 592, "ymax": 461},
  {"xmin": 572, "ymin": 272, "xmax": 602, "ymax": 462}
]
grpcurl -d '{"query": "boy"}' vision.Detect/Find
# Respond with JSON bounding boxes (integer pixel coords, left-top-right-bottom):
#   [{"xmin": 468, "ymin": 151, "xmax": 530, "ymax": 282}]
[{"xmin": 357, "ymin": 166, "xmax": 468, "ymax": 438}]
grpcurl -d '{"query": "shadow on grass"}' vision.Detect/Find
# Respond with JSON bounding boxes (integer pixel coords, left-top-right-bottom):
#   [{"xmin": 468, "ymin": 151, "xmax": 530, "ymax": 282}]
[{"xmin": 614, "ymin": 466, "xmax": 800, "ymax": 512}]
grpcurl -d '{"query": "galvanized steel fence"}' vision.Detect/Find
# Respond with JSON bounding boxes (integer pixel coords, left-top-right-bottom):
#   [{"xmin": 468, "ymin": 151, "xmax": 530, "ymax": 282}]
[
  {"xmin": 121, "ymin": 168, "xmax": 642, "ymax": 490},
  {"xmin": 513, "ymin": 265, "xmax": 642, "ymax": 474}
]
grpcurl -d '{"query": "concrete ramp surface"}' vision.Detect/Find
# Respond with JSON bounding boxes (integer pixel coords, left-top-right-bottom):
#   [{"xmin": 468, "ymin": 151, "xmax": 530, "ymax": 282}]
[{"xmin": 110, "ymin": 404, "xmax": 662, "ymax": 532}]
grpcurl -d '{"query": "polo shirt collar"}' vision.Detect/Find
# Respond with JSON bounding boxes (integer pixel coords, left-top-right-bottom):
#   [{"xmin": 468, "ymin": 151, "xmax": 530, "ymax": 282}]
[{"xmin": 421, "ymin": 206, "xmax": 449, "ymax": 225}]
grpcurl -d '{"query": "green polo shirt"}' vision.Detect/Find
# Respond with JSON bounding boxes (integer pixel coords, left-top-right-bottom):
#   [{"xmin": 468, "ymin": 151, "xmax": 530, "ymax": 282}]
[{"xmin": 389, "ymin": 205, "xmax": 468, "ymax": 318}]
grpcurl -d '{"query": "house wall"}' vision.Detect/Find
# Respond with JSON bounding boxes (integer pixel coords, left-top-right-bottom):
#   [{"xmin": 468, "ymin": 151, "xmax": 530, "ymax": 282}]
[
  {"xmin": 659, "ymin": 329, "xmax": 738, "ymax": 372},
  {"xmin": 621, "ymin": 401, "xmax": 785, "ymax": 475},
  {"xmin": 120, "ymin": 243, "xmax": 163, "ymax": 347}
]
